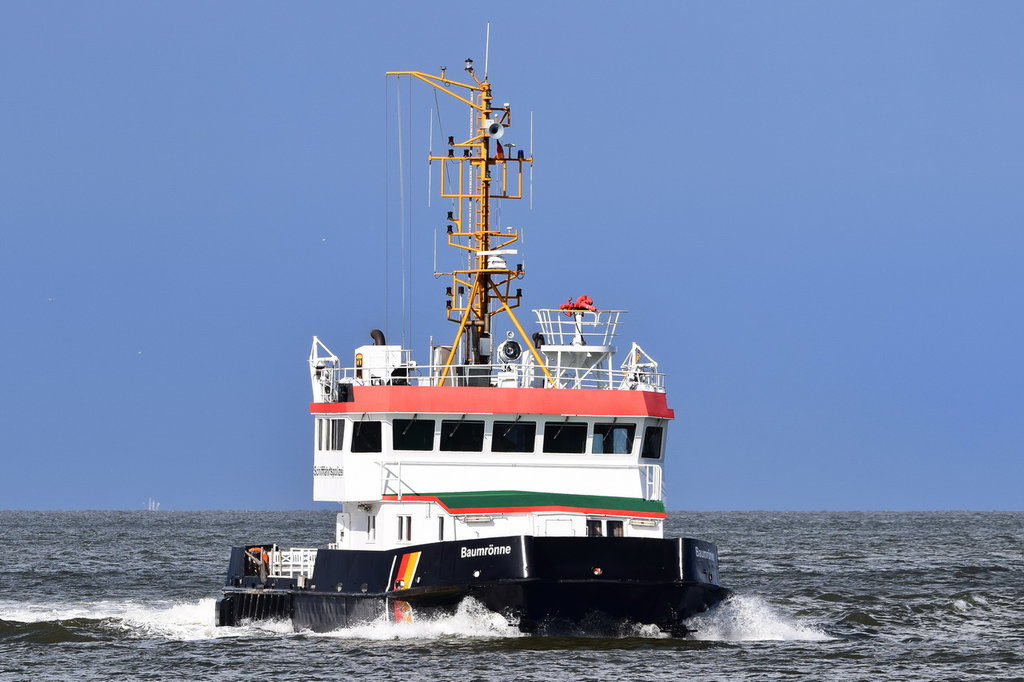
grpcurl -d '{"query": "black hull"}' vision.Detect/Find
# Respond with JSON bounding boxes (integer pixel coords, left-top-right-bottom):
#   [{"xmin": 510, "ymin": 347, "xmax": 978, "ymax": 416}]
[{"xmin": 217, "ymin": 535, "xmax": 728, "ymax": 635}]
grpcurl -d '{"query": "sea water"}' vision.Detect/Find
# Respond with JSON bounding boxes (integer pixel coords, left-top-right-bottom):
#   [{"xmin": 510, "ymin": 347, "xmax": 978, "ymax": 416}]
[{"xmin": 0, "ymin": 510, "xmax": 1020, "ymax": 681}]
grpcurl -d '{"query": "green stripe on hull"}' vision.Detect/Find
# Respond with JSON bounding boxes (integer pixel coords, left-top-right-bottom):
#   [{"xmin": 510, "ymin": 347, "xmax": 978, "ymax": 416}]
[{"xmin": 422, "ymin": 490, "xmax": 665, "ymax": 515}]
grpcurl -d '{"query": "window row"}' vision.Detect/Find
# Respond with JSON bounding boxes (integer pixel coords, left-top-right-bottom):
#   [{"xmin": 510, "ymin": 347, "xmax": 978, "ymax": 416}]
[
  {"xmin": 363, "ymin": 514, "xmax": 445, "ymax": 545},
  {"xmin": 362, "ymin": 513, "xmax": 628, "ymax": 544},
  {"xmin": 586, "ymin": 518, "xmax": 625, "ymax": 538},
  {"xmin": 317, "ymin": 418, "xmax": 664, "ymax": 459}
]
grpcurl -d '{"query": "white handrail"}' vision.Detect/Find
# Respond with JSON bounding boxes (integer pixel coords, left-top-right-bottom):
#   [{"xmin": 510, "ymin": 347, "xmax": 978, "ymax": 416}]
[
  {"xmin": 311, "ymin": 357, "xmax": 665, "ymax": 395},
  {"xmin": 308, "ymin": 310, "xmax": 668, "ymax": 399},
  {"xmin": 270, "ymin": 547, "xmax": 318, "ymax": 579},
  {"xmin": 534, "ymin": 309, "xmax": 624, "ymax": 346}
]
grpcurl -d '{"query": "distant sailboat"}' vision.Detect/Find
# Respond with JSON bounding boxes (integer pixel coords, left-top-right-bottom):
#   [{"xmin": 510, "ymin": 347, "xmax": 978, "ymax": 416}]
[{"xmin": 147, "ymin": 498, "xmax": 160, "ymax": 511}]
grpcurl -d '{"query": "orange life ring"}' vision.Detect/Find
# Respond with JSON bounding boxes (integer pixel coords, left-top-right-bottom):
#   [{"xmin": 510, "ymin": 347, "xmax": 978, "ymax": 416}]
[{"xmin": 248, "ymin": 546, "xmax": 269, "ymax": 564}]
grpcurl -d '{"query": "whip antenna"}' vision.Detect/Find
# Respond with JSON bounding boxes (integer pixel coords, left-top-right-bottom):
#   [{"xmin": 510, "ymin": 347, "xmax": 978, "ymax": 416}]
[
  {"xmin": 396, "ymin": 78, "xmax": 406, "ymax": 348},
  {"xmin": 484, "ymin": 22, "xmax": 491, "ymax": 81},
  {"xmin": 427, "ymin": 107, "xmax": 434, "ymax": 207},
  {"xmin": 529, "ymin": 110, "xmax": 534, "ymax": 209}
]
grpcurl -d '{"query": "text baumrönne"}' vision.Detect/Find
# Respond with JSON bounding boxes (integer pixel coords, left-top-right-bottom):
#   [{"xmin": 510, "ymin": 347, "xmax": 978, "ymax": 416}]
[{"xmin": 460, "ymin": 545, "xmax": 513, "ymax": 558}]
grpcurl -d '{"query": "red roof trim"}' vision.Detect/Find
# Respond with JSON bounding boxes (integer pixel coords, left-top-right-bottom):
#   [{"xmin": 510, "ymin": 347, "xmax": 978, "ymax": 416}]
[{"xmin": 310, "ymin": 385, "xmax": 673, "ymax": 418}]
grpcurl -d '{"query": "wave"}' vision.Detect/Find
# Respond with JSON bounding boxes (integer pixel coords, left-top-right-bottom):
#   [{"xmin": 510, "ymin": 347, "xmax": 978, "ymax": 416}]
[
  {"xmin": 0, "ymin": 597, "xmax": 521, "ymax": 643},
  {"xmin": 2, "ymin": 594, "xmax": 835, "ymax": 643},
  {"xmin": 309, "ymin": 597, "xmax": 525, "ymax": 640},
  {"xmin": 0, "ymin": 598, "xmax": 263, "ymax": 642},
  {"xmin": 0, "ymin": 618, "xmax": 103, "ymax": 644},
  {"xmin": 686, "ymin": 594, "xmax": 834, "ymax": 642}
]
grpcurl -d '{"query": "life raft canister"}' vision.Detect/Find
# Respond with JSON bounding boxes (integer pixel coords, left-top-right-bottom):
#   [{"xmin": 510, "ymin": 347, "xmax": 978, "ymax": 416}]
[{"xmin": 559, "ymin": 294, "xmax": 598, "ymax": 316}]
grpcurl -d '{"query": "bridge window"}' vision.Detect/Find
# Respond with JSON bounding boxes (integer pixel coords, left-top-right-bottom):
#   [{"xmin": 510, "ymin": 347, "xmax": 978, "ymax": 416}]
[
  {"xmin": 440, "ymin": 420, "xmax": 485, "ymax": 452},
  {"xmin": 586, "ymin": 519, "xmax": 603, "ymax": 537},
  {"xmin": 492, "ymin": 421, "xmax": 536, "ymax": 452},
  {"xmin": 543, "ymin": 422, "xmax": 588, "ymax": 454},
  {"xmin": 393, "ymin": 419, "xmax": 435, "ymax": 451},
  {"xmin": 351, "ymin": 421, "xmax": 382, "ymax": 453},
  {"xmin": 592, "ymin": 423, "xmax": 635, "ymax": 454},
  {"xmin": 607, "ymin": 520, "xmax": 624, "ymax": 537},
  {"xmin": 316, "ymin": 418, "xmax": 345, "ymax": 451},
  {"xmin": 398, "ymin": 515, "xmax": 412, "ymax": 542},
  {"xmin": 641, "ymin": 425, "xmax": 664, "ymax": 459}
]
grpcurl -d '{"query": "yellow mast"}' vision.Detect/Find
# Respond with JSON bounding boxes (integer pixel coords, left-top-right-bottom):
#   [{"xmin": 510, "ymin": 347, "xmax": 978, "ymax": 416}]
[{"xmin": 387, "ymin": 60, "xmax": 551, "ymax": 385}]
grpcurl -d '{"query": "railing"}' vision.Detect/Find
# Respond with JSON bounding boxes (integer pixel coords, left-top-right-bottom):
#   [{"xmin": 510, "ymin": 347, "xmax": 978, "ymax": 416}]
[
  {"xmin": 309, "ymin": 333, "xmax": 666, "ymax": 400},
  {"xmin": 270, "ymin": 547, "xmax": 318, "ymax": 579},
  {"xmin": 380, "ymin": 461, "xmax": 419, "ymax": 499},
  {"xmin": 311, "ymin": 356, "xmax": 665, "ymax": 395},
  {"xmin": 534, "ymin": 309, "xmax": 623, "ymax": 346}
]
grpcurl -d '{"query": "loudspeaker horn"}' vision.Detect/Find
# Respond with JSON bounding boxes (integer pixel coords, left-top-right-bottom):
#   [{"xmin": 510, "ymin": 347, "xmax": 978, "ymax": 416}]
[{"xmin": 485, "ymin": 119, "xmax": 504, "ymax": 139}]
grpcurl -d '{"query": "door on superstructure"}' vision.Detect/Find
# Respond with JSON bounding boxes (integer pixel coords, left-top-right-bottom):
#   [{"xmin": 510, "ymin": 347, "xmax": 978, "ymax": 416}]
[
  {"xmin": 335, "ymin": 512, "xmax": 351, "ymax": 548},
  {"xmin": 542, "ymin": 517, "xmax": 574, "ymax": 537}
]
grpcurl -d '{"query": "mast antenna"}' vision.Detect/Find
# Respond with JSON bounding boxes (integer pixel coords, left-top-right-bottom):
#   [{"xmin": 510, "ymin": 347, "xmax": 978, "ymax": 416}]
[
  {"xmin": 529, "ymin": 110, "xmax": 534, "ymax": 210},
  {"xmin": 395, "ymin": 79, "xmax": 407, "ymax": 349},
  {"xmin": 427, "ymin": 107, "xmax": 434, "ymax": 207},
  {"xmin": 384, "ymin": 64, "xmax": 553, "ymax": 386},
  {"xmin": 484, "ymin": 22, "xmax": 491, "ymax": 81}
]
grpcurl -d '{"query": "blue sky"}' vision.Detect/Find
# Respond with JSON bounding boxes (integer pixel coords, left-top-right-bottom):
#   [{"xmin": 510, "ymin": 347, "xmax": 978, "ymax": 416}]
[{"xmin": 1, "ymin": 2, "xmax": 1021, "ymax": 510}]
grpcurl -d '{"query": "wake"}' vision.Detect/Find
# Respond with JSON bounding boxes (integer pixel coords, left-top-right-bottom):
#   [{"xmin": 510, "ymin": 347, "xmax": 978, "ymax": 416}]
[
  {"xmin": 0, "ymin": 594, "xmax": 832, "ymax": 643},
  {"xmin": 0, "ymin": 597, "xmax": 519, "ymax": 642},
  {"xmin": 0, "ymin": 597, "xmax": 271, "ymax": 641},
  {"xmin": 686, "ymin": 594, "xmax": 834, "ymax": 641}
]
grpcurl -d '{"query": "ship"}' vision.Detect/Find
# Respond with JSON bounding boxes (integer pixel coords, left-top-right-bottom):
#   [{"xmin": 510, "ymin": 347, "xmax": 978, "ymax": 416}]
[{"xmin": 215, "ymin": 56, "xmax": 729, "ymax": 636}]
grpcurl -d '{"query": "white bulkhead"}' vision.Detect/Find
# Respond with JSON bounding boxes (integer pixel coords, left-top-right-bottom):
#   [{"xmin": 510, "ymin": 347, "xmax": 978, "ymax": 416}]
[
  {"xmin": 313, "ymin": 413, "xmax": 666, "ymax": 502},
  {"xmin": 313, "ymin": 409, "xmax": 669, "ymax": 551}
]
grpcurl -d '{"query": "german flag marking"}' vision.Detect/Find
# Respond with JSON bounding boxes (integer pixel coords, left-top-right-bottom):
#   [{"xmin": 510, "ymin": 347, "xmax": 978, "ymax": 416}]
[{"xmin": 393, "ymin": 551, "xmax": 421, "ymax": 590}]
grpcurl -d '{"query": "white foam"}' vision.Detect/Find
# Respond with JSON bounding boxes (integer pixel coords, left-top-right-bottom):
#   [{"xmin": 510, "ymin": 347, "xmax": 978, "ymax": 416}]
[
  {"xmin": 0, "ymin": 598, "xmax": 287, "ymax": 641},
  {"xmin": 0, "ymin": 599, "xmax": 99, "ymax": 624},
  {"xmin": 0, "ymin": 596, "xmax": 523, "ymax": 642},
  {"xmin": 117, "ymin": 598, "xmax": 298, "ymax": 640},
  {"xmin": 3, "ymin": 594, "xmax": 831, "ymax": 643},
  {"xmin": 618, "ymin": 622, "xmax": 671, "ymax": 639},
  {"xmin": 686, "ymin": 594, "xmax": 834, "ymax": 642},
  {"xmin": 308, "ymin": 597, "xmax": 524, "ymax": 640},
  {"xmin": 952, "ymin": 593, "xmax": 990, "ymax": 614}
]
